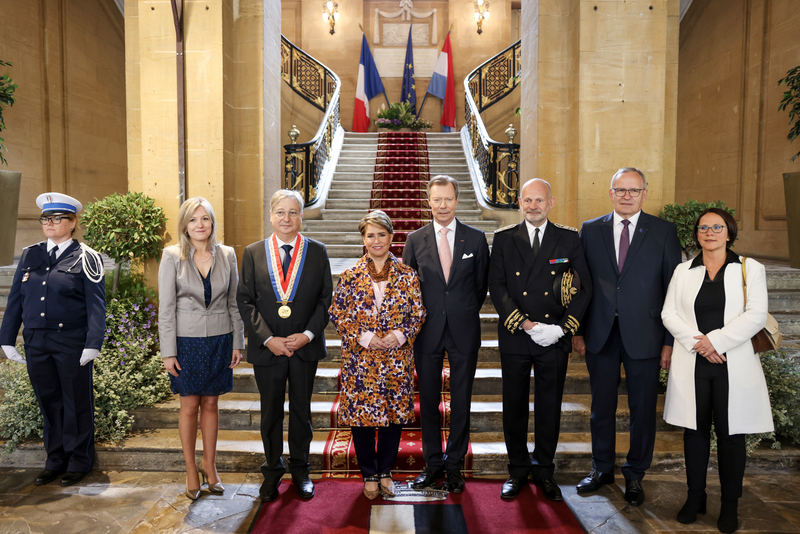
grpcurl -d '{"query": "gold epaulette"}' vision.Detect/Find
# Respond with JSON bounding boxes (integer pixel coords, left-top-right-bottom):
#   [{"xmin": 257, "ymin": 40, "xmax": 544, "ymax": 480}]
[
  {"xmin": 494, "ymin": 223, "xmax": 517, "ymax": 234},
  {"xmin": 553, "ymin": 222, "xmax": 578, "ymax": 232}
]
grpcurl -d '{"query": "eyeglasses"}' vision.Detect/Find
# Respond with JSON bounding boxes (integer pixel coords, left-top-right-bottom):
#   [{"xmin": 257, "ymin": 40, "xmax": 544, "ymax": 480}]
[
  {"xmin": 272, "ymin": 210, "xmax": 301, "ymax": 219},
  {"xmin": 612, "ymin": 188, "xmax": 644, "ymax": 197},
  {"xmin": 697, "ymin": 224, "xmax": 727, "ymax": 234},
  {"xmin": 429, "ymin": 197, "xmax": 456, "ymax": 206},
  {"xmin": 39, "ymin": 216, "xmax": 70, "ymax": 225}
]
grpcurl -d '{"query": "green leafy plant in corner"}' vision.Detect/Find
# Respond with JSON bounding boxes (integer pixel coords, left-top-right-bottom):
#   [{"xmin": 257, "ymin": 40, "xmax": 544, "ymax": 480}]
[
  {"xmin": 375, "ymin": 102, "xmax": 432, "ymax": 131},
  {"xmin": 0, "ymin": 60, "xmax": 18, "ymax": 166},
  {"xmin": 659, "ymin": 199, "xmax": 735, "ymax": 257},
  {"xmin": 81, "ymin": 192, "xmax": 167, "ymax": 295},
  {"xmin": 778, "ymin": 65, "xmax": 800, "ymax": 162}
]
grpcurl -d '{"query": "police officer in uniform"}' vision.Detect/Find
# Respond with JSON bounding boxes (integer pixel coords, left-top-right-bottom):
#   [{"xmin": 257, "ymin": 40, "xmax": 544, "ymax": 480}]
[
  {"xmin": 0, "ymin": 193, "xmax": 105, "ymax": 487},
  {"xmin": 488, "ymin": 178, "xmax": 591, "ymax": 500}
]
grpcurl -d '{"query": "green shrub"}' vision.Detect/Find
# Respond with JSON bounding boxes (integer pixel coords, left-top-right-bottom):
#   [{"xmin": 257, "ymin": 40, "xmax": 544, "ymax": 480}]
[
  {"xmin": 81, "ymin": 192, "xmax": 167, "ymax": 295},
  {"xmin": 778, "ymin": 65, "xmax": 800, "ymax": 162},
  {"xmin": 659, "ymin": 199, "xmax": 735, "ymax": 257},
  {"xmin": 0, "ymin": 278, "xmax": 170, "ymax": 453},
  {"xmin": 375, "ymin": 102, "xmax": 433, "ymax": 131},
  {"xmin": 0, "ymin": 59, "xmax": 16, "ymax": 166},
  {"xmin": 660, "ymin": 348, "xmax": 800, "ymax": 455}
]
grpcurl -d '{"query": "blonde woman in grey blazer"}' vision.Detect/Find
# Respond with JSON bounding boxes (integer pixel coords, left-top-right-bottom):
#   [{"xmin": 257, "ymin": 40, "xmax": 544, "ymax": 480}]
[{"xmin": 158, "ymin": 197, "xmax": 245, "ymax": 501}]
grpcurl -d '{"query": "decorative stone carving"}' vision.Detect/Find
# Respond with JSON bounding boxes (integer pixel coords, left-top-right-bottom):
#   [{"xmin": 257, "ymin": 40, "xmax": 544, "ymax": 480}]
[
  {"xmin": 382, "ymin": 23, "xmax": 429, "ymax": 46},
  {"xmin": 374, "ymin": 1, "xmax": 438, "ymax": 46}
]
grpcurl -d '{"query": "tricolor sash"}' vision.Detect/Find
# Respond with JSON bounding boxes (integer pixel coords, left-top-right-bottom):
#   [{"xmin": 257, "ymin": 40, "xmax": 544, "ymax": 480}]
[{"xmin": 265, "ymin": 234, "xmax": 308, "ymax": 314}]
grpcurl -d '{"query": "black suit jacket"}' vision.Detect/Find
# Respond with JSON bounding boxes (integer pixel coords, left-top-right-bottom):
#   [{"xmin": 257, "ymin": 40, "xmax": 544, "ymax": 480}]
[
  {"xmin": 236, "ymin": 236, "xmax": 332, "ymax": 366},
  {"xmin": 402, "ymin": 219, "xmax": 489, "ymax": 355},
  {"xmin": 579, "ymin": 211, "xmax": 682, "ymax": 359},
  {"xmin": 489, "ymin": 221, "xmax": 591, "ymax": 355}
]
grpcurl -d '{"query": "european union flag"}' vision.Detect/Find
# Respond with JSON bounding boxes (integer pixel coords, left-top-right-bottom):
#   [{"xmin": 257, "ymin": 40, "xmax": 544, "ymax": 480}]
[{"xmin": 401, "ymin": 25, "xmax": 416, "ymax": 115}]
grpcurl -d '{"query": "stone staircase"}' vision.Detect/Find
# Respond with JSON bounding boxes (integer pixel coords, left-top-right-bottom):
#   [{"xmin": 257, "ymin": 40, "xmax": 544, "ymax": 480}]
[
  {"xmin": 302, "ymin": 132, "xmax": 499, "ymax": 257},
  {"xmin": 2, "ymin": 138, "xmax": 800, "ymax": 474}
]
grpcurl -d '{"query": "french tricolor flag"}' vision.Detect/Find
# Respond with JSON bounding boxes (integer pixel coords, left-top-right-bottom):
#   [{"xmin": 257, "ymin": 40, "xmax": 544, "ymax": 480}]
[
  {"xmin": 426, "ymin": 32, "xmax": 456, "ymax": 132},
  {"xmin": 353, "ymin": 34, "xmax": 385, "ymax": 133}
]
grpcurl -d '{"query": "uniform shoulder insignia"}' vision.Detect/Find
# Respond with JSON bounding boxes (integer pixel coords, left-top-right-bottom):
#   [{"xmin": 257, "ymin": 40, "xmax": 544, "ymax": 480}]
[
  {"xmin": 494, "ymin": 223, "xmax": 517, "ymax": 234},
  {"xmin": 553, "ymin": 222, "xmax": 578, "ymax": 232},
  {"xmin": 24, "ymin": 241, "xmax": 46, "ymax": 249}
]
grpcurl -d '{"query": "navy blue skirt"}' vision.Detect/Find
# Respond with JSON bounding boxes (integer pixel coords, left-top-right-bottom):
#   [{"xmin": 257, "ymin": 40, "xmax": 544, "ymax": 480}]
[{"xmin": 170, "ymin": 332, "xmax": 234, "ymax": 396}]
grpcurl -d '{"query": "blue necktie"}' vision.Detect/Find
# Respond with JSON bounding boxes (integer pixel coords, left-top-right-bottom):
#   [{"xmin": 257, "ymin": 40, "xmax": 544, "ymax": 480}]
[
  {"xmin": 50, "ymin": 247, "xmax": 58, "ymax": 265},
  {"xmin": 281, "ymin": 244, "xmax": 293, "ymax": 279}
]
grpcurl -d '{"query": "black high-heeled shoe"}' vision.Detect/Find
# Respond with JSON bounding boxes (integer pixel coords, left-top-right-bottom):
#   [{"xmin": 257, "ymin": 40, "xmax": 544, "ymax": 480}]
[
  {"xmin": 676, "ymin": 491, "xmax": 707, "ymax": 524},
  {"xmin": 718, "ymin": 498, "xmax": 739, "ymax": 533}
]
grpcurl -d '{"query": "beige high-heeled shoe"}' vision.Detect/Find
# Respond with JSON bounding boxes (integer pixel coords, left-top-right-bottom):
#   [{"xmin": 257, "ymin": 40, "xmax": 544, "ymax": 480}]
[
  {"xmin": 198, "ymin": 463, "xmax": 224, "ymax": 494},
  {"xmin": 185, "ymin": 487, "xmax": 201, "ymax": 501}
]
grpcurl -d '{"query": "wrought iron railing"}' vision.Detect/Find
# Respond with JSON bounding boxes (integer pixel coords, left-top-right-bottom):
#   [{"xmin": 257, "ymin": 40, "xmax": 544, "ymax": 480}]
[
  {"xmin": 281, "ymin": 35, "xmax": 341, "ymax": 205},
  {"xmin": 464, "ymin": 40, "xmax": 521, "ymax": 209}
]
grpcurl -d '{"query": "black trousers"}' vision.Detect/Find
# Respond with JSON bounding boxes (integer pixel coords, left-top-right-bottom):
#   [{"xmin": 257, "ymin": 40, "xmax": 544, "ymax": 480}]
[
  {"xmin": 684, "ymin": 356, "xmax": 746, "ymax": 500},
  {"xmin": 24, "ymin": 328, "xmax": 95, "ymax": 473},
  {"xmin": 501, "ymin": 347, "xmax": 569, "ymax": 480},
  {"xmin": 585, "ymin": 319, "xmax": 661, "ymax": 481},
  {"xmin": 416, "ymin": 327, "xmax": 478, "ymax": 471},
  {"xmin": 351, "ymin": 424, "xmax": 403, "ymax": 477},
  {"xmin": 253, "ymin": 356, "xmax": 318, "ymax": 484}
]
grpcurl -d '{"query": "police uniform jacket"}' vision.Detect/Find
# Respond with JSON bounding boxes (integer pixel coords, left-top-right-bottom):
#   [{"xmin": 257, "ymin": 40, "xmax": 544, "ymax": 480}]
[
  {"xmin": 0, "ymin": 240, "xmax": 106, "ymax": 350},
  {"xmin": 488, "ymin": 221, "xmax": 591, "ymax": 355}
]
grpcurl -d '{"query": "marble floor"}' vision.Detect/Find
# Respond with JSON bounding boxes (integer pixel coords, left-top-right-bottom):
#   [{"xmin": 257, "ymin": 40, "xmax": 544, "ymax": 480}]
[{"xmin": 1, "ymin": 469, "xmax": 799, "ymax": 533}]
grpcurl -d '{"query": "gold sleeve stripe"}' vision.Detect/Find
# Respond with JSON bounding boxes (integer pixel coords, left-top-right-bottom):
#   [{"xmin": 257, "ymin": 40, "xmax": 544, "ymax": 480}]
[
  {"xmin": 564, "ymin": 315, "xmax": 580, "ymax": 335},
  {"xmin": 504, "ymin": 309, "xmax": 526, "ymax": 333}
]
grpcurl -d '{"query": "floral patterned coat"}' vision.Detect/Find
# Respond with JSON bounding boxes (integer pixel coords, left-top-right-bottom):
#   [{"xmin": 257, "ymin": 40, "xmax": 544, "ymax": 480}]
[{"xmin": 329, "ymin": 254, "xmax": 426, "ymax": 427}]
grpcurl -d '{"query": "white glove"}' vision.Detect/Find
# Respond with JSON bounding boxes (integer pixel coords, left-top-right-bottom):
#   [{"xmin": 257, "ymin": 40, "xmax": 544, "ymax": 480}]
[
  {"xmin": 80, "ymin": 349, "xmax": 100, "ymax": 366},
  {"xmin": 2, "ymin": 345, "xmax": 26, "ymax": 364},
  {"xmin": 530, "ymin": 324, "xmax": 564, "ymax": 347}
]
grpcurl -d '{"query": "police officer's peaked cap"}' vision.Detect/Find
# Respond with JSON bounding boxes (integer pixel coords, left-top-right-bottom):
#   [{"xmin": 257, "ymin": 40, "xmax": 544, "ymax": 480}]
[{"xmin": 36, "ymin": 192, "xmax": 83, "ymax": 215}]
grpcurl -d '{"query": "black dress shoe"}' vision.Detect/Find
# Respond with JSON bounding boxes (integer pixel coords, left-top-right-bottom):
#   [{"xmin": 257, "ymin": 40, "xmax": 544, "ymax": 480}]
[
  {"xmin": 717, "ymin": 498, "xmax": 738, "ymax": 533},
  {"xmin": 59, "ymin": 471, "xmax": 87, "ymax": 487},
  {"xmin": 532, "ymin": 477, "xmax": 563, "ymax": 501},
  {"xmin": 676, "ymin": 491, "xmax": 707, "ymax": 524},
  {"xmin": 576, "ymin": 470, "xmax": 614, "ymax": 493},
  {"xmin": 443, "ymin": 469, "xmax": 465, "ymax": 494},
  {"xmin": 624, "ymin": 479, "xmax": 645, "ymax": 506},
  {"xmin": 293, "ymin": 474, "xmax": 315, "ymax": 499},
  {"xmin": 501, "ymin": 477, "xmax": 528, "ymax": 499},
  {"xmin": 260, "ymin": 479, "xmax": 281, "ymax": 502},
  {"xmin": 34, "ymin": 469, "xmax": 64, "ymax": 486},
  {"xmin": 412, "ymin": 469, "xmax": 443, "ymax": 490}
]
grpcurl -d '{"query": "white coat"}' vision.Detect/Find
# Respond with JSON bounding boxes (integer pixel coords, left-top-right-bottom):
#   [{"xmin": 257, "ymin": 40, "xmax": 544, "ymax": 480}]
[{"xmin": 661, "ymin": 255, "xmax": 773, "ymax": 435}]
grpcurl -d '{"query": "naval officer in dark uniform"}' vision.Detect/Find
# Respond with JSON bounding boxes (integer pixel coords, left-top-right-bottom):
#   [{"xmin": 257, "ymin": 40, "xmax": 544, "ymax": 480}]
[
  {"xmin": 488, "ymin": 178, "xmax": 592, "ymax": 500},
  {"xmin": 0, "ymin": 192, "xmax": 106, "ymax": 487}
]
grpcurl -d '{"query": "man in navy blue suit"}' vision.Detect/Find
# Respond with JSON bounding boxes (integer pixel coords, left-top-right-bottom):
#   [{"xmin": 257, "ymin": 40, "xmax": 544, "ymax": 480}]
[{"xmin": 572, "ymin": 168, "xmax": 682, "ymax": 505}]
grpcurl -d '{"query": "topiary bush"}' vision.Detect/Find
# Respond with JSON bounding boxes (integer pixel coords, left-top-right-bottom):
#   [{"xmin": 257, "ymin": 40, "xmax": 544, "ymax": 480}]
[{"xmin": 81, "ymin": 191, "xmax": 167, "ymax": 295}]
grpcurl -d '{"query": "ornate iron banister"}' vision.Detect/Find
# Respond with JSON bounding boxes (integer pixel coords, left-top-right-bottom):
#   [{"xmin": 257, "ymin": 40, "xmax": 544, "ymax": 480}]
[
  {"xmin": 281, "ymin": 35, "xmax": 341, "ymax": 205},
  {"xmin": 464, "ymin": 40, "xmax": 521, "ymax": 209}
]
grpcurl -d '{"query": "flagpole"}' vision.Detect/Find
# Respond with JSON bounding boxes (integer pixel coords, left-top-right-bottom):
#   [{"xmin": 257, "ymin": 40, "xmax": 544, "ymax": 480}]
[{"xmin": 418, "ymin": 93, "xmax": 429, "ymax": 116}]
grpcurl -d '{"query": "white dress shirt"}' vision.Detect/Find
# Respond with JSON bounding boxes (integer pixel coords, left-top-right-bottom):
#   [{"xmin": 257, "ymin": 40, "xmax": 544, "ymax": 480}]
[
  {"xmin": 47, "ymin": 238, "xmax": 74, "ymax": 259},
  {"xmin": 432, "ymin": 218, "xmax": 457, "ymax": 258},
  {"xmin": 612, "ymin": 211, "xmax": 641, "ymax": 262},
  {"xmin": 524, "ymin": 219, "xmax": 548, "ymax": 247}
]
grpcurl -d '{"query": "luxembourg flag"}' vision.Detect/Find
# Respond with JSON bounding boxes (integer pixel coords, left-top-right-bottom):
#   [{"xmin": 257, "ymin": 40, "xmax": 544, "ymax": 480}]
[
  {"xmin": 426, "ymin": 32, "xmax": 456, "ymax": 132},
  {"xmin": 353, "ymin": 34, "xmax": 385, "ymax": 132}
]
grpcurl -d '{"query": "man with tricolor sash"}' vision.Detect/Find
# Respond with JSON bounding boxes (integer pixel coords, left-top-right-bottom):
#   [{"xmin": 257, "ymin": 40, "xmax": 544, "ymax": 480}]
[{"xmin": 237, "ymin": 189, "xmax": 333, "ymax": 502}]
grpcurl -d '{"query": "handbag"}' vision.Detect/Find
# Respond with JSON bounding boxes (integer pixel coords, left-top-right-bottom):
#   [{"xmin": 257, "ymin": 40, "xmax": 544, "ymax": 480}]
[{"xmin": 741, "ymin": 257, "xmax": 782, "ymax": 352}]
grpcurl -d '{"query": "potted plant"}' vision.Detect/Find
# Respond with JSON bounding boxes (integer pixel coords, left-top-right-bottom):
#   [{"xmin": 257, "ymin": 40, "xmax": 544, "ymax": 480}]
[
  {"xmin": 659, "ymin": 199, "xmax": 735, "ymax": 259},
  {"xmin": 778, "ymin": 65, "xmax": 800, "ymax": 268},
  {"xmin": 375, "ymin": 102, "xmax": 433, "ymax": 132},
  {"xmin": 0, "ymin": 60, "xmax": 20, "ymax": 266}
]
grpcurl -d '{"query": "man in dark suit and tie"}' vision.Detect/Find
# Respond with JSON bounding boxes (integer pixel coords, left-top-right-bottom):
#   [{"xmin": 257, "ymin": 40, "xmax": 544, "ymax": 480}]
[
  {"xmin": 237, "ymin": 189, "xmax": 332, "ymax": 502},
  {"xmin": 489, "ymin": 178, "xmax": 592, "ymax": 500},
  {"xmin": 572, "ymin": 168, "xmax": 682, "ymax": 505},
  {"xmin": 403, "ymin": 175, "xmax": 490, "ymax": 493}
]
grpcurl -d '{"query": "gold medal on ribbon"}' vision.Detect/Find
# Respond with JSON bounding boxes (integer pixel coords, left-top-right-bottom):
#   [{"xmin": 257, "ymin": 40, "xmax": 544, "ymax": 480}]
[{"xmin": 278, "ymin": 304, "xmax": 292, "ymax": 318}]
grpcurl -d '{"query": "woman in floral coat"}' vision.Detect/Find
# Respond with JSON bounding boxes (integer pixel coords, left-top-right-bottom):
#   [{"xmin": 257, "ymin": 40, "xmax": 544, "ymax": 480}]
[{"xmin": 329, "ymin": 210, "xmax": 426, "ymax": 500}]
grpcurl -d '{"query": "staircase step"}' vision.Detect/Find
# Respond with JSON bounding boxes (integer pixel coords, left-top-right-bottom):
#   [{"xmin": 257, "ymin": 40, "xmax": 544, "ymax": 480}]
[
  {"xmin": 303, "ymin": 220, "xmax": 500, "ymax": 232},
  {"xmin": 336, "ymin": 164, "xmax": 469, "ymax": 174},
  {"xmin": 768, "ymin": 290, "xmax": 800, "ymax": 313},
  {"xmin": 324, "ymin": 199, "xmax": 479, "ymax": 210},
  {"xmin": 321, "ymin": 209, "xmax": 483, "ymax": 221},
  {"xmin": 773, "ymin": 313, "xmax": 800, "ymax": 335},
  {"xmin": 328, "ymin": 189, "xmax": 477, "ymax": 201}
]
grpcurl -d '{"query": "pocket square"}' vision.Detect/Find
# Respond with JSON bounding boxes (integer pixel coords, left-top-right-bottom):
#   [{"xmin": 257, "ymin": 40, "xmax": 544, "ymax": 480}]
[{"xmin": 462, "ymin": 253, "xmax": 474, "ymax": 259}]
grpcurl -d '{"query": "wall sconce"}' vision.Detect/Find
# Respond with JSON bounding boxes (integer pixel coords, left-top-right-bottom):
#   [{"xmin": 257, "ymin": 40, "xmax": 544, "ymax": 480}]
[
  {"xmin": 322, "ymin": 1, "xmax": 339, "ymax": 35},
  {"xmin": 474, "ymin": 0, "xmax": 490, "ymax": 34}
]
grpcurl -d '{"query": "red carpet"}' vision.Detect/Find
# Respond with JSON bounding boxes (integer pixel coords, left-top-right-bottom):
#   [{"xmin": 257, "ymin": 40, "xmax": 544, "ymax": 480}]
[
  {"xmin": 367, "ymin": 132, "xmax": 432, "ymax": 257},
  {"xmin": 248, "ymin": 478, "xmax": 586, "ymax": 534}
]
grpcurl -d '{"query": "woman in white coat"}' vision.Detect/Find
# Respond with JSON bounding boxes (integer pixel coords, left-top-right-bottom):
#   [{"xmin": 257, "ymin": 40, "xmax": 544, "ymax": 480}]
[{"xmin": 661, "ymin": 208, "xmax": 772, "ymax": 534}]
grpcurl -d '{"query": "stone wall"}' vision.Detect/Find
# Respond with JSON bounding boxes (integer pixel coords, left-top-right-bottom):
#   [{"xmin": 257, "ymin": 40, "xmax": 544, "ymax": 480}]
[
  {"xmin": 676, "ymin": 0, "xmax": 800, "ymax": 260},
  {"xmin": 1, "ymin": 0, "xmax": 127, "ymax": 257}
]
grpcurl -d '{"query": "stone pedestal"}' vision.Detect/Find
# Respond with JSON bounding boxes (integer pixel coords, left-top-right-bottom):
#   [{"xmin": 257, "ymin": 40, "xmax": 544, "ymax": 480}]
[{"xmin": 0, "ymin": 170, "xmax": 22, "ymax": 266}]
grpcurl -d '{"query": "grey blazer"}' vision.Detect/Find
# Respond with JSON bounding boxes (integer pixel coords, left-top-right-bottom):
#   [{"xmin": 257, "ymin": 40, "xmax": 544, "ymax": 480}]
[{"xmin": 158, "ymin": 244, "xmax": 246, "ymax": 358}]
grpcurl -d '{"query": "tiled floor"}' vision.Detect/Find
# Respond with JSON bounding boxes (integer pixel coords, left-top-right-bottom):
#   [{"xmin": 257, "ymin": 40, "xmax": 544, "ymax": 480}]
[{"xmin": 1, "ymin": 469, "xmax": 799, "ymax": 533}]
